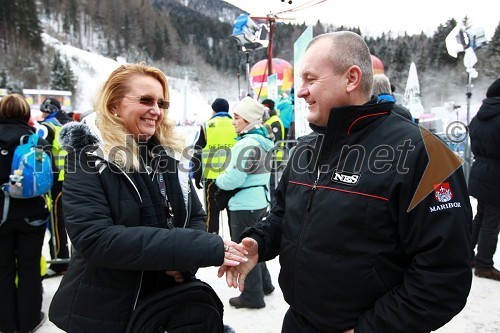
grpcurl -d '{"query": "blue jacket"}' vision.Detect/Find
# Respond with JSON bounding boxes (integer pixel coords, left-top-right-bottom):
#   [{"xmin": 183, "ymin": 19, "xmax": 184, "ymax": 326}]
[
  {"xmin": 216, "ymin": 127, "xmax": 274, "ymax": 211},
  {"xmin": 277, "ymin": 98, "xmax": 294, "ymax": 129}
]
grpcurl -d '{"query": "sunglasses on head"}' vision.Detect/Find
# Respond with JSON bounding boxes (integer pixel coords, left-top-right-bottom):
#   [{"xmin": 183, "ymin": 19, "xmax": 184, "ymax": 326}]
[{"xmin": 125, "ymin": 96, "xmax": 170, "ymax": 109}]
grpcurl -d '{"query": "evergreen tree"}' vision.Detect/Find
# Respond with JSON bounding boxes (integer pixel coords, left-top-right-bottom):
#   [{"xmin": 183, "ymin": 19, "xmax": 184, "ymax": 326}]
[
  {"xmin": 50, "ymin": 52, "xmax": 75, "ymax": 93},
  {"xmin": 0, "ymin": 70, "xmax": 7, "ymax": 87},
  {"xmin": 427, "ymin": 19, "xmax": 458, "ymax": 69},
  {"xmin": 64, "ymin": 58, "xmax": 76, "ymax": 94},
  {"xmin": 50, "ymin": 53, "xmax": 65, "ymax": 90},
  {"xmin": 485, "ymin": 22, "xmax": 500, "ymax": 79},
  {"xmin": 391, "ymin": 41, "xmax": 411, "ymax": 84},
  {"xmin": 69, "ymin": 0, "xmax": 79, "ymax": 34},
  {"xmin": 1, "ymin": 0, "xmax": 42, "ymax": 51},
  {"xmin": 122, "ymin": 13, "xmax": 130, "ymax": 50},
  {"xmin": 153, "ymin": 22, "xmax": 164, "ymax": 61},
  {"xmin": 17, "ymin": 0, "xmax": 43, "ymax": 50}
]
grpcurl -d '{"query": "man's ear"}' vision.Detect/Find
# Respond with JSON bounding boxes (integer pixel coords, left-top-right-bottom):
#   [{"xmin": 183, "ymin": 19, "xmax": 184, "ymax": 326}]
[{"xmin": 346, "ymin": 65, "xmax": 362, "ymax": 93}]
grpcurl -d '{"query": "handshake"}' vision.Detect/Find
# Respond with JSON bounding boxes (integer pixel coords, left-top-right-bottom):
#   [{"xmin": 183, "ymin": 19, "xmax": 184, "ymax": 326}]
[{"xmin": 219, "ymin": 238, "xmax": 259, "ymax": 291}]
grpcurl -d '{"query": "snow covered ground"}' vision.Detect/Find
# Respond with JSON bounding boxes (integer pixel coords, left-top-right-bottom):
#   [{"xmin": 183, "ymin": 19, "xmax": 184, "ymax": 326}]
[{"xmin": 38, "ymin": 195, "xmax": 500, "ymax": 333}]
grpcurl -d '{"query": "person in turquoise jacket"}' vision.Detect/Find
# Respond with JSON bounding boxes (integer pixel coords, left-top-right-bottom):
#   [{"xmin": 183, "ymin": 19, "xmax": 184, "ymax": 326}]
[
  {"xmin": 216, "ymin": 96, "xmax": 275, "ymax": 309},
  {"xmin": 277, "ymin": 92, "xmax": 294, "ymax": 139}
]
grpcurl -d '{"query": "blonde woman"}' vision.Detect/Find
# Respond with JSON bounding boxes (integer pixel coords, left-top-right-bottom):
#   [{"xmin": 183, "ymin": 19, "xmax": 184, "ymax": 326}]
[{"xmin": 49, "ymin": 63, "xmax": 245, "ymax": 332}]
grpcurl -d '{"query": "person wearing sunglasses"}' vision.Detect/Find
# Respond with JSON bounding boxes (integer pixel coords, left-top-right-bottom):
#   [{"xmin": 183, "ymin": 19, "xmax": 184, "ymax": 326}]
[{"xmin": 48, "ymin": 62, "xmax": 247, "ymax": 333}]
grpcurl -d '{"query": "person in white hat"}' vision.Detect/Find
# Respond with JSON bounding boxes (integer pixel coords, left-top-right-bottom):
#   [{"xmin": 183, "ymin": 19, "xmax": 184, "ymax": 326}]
[{"xmin": 216, "ymin": 96, "xmax": 276, "ymax": 309}]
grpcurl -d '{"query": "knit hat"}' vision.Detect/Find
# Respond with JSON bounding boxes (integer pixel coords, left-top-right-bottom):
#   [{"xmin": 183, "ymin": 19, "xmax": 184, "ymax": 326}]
[
  {"xmin": 40, "ymin": 97, "xmax": 61, "ymax": 114},
  {"xmin": 211, "ymin": 98, "xmax": 229, "ymax": 113},
  {"xmin": 261, "ymin": 99, "xmax": 275, "ymax": 111},
  {"xmin": 234, "ymin": 97, "xmax": 265, "ymax": 124},
  {"xmin": 486, "ymin": 78, "xmax": 500, "ymax": 98}
]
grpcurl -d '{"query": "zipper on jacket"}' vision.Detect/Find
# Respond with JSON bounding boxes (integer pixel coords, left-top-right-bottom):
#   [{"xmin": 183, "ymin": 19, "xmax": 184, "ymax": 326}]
[
  {"xmin": 121, "ymin": 171, "xmax": 142, "ymax": 203},
  {"xmin": 183, "ymin": 183, "xmax": 191, "ymax": 228},
  {"xmin": 294, "ymin": 168, "xmax": 320, "ymax": 304},
  {"xmin": 306, "ymin": 169, "xmax": 320, "ymax": 211}
]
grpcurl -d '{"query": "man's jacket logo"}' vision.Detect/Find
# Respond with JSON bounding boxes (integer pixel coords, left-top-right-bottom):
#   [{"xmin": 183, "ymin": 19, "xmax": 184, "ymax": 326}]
[
  {"xmin": 331, "ymin": 170, "xmax": 360, "ymax": 186},
  {"xmin": 434, "ymin": 182, "xmax": 453, "ymax": 203}
]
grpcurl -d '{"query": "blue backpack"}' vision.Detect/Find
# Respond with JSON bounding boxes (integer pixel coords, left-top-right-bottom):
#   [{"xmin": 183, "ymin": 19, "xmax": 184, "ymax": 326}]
[{"xmin": 1, "ymin": 133, "xmax": 53, "ymax": 222}]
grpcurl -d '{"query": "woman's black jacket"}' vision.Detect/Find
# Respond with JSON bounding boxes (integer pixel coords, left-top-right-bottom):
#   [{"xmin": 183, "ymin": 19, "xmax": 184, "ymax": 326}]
[{"xmin": 49, "ymin": 123, "xmax": 224, "ymax": 333}]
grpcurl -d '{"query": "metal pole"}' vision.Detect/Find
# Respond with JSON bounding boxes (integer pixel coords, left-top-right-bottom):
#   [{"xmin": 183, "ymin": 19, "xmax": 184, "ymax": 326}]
[
  {"xmin": 466, "ymin": 73, "xmax": 472, "ymax": 125},
  {"xmin": 267, "ymin": 15, "xmax": 275, "ymax": 76},
  {"xmin": 463, "ymin": 72, "xmax": 473, "ymax": 184},
  {"xmin": 237, "ymin": 70, "xmax": 241, "ymax": 100},
  {"xmin": 245, "ymin": 52, "xmax": 251, "ymax": 97}
]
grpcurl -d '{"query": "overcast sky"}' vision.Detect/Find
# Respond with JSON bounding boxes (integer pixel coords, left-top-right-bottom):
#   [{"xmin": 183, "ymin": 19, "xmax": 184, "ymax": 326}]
[{"xmin": 223, "ymin": 0, "xmax": 498, "ymax": 39}]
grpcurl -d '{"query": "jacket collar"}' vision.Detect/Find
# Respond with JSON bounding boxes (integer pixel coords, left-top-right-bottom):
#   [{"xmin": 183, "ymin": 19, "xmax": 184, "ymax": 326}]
[
  {"xmin": 310, "ymin": 97, "xmax": 392, "ymax": 137},
  {"xmin": 210, "ymin": 112, "xmax": 232, "ymax": 120},
  {"xmin": 309, "ymin": 97, "xmax": 392, "ymax": 168}
]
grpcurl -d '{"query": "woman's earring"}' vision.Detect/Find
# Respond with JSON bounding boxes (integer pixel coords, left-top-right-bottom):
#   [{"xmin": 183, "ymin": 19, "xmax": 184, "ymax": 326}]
[{"xmin": 114, "ymin": 113, "xmax": 119, "ymax": 117}]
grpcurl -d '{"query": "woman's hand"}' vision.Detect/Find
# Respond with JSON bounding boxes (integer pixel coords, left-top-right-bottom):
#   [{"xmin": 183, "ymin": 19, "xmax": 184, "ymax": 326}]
[
  {"xmin": 218, "ymin": 237, "xmax": 259, "ymax": 291},
  {"xmin": 222, "ymin": 239, "xmax": 249, "ymax": 266}
]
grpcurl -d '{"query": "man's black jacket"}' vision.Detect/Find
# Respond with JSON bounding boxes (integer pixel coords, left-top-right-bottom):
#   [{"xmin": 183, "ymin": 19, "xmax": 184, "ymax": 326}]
[{"xmin": 242, "ymin": 100, "xmax": 472, "ymax": 332}]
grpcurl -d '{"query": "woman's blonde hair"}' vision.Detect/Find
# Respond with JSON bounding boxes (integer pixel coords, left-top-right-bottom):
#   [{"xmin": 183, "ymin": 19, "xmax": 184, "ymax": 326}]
[
  {"xmin": 0, "ymin": 93, "xmax": 31, "ymax": 123},
  {"xmin": 94, "ymin": 62, "xmax": 184, "ymax": 170}
]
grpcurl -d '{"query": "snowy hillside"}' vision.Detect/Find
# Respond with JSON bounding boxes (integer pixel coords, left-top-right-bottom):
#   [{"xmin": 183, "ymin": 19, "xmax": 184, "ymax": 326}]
[{"xmin": 41, "ymin": 33, "xmax": 216, "ymax": 126}]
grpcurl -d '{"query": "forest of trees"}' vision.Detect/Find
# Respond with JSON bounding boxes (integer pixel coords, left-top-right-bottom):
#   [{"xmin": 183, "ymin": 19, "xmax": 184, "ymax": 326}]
[{"xmin": 0, "ymin": 0, "xmax": 499, "ymax": 109}]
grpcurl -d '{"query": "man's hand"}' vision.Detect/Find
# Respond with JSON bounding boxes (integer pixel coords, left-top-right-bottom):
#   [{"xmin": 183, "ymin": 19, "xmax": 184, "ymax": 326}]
[{"xmin": 217, "ymin": 237, "xmax": 259, "ymax": 291}]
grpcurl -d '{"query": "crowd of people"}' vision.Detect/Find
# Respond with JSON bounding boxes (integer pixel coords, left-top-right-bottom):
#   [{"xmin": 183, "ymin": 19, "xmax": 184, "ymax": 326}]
[{"xmin": 0, "ymin": 30, "xmax": 498, "ymax": 333}]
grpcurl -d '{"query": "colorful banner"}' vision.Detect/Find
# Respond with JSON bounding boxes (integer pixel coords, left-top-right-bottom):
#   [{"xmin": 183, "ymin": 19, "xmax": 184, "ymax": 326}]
[
  {"xmin": 293, "ymin": 26, "xmax": 313, "ymax": 138},
  {"xmin": 267, "ymin": 73, "xmax": 278, "ymax": 103}
]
